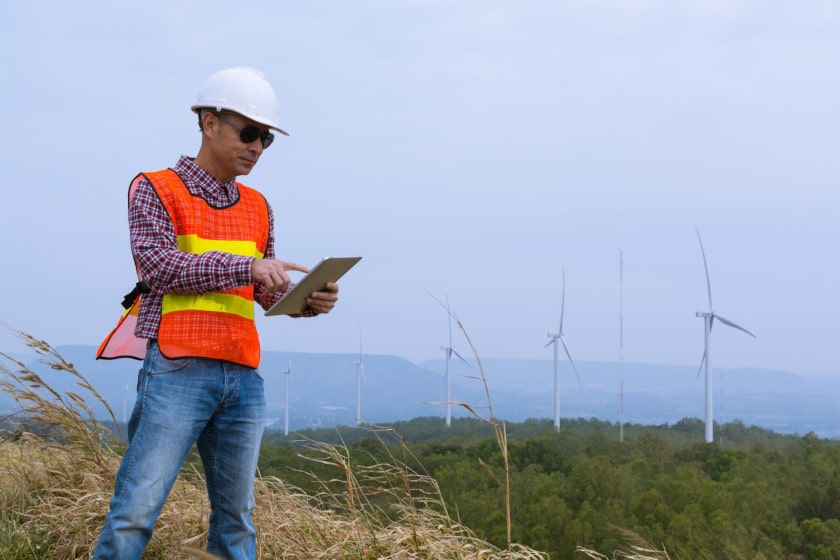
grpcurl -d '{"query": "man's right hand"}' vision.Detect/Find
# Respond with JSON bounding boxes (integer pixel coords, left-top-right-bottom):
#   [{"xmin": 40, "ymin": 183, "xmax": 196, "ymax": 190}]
[{"xmin": 251, "ymin": 259, "xmax": 309, "ymax": 294}]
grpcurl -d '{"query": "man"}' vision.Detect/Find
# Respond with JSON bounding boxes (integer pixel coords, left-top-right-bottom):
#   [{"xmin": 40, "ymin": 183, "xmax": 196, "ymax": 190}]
[{"xmin": 94, "ymin": 66, "xmax": 339, "ymax": 559}]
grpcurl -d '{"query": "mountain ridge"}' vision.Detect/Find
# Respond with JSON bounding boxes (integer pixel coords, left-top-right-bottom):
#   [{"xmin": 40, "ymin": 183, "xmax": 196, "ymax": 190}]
[{"xmin": 2, "ymin": 345, "xmax": 838, "ymax": 438}]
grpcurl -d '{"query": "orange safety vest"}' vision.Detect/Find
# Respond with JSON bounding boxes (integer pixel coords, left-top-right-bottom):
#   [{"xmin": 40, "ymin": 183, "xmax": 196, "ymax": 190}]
[
  {"xmin": 152, "ymin": 169, "xmax": 269, "ymax": 368},
  {"xmin": 97, "ymin": 169, "xmax": 269, "ymax": 368}
]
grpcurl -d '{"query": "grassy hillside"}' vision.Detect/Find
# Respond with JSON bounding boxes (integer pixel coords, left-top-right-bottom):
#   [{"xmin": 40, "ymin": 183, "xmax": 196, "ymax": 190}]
[{"xmin": 2, "ymin": 330, "xmax": 670, "ymax": 559}]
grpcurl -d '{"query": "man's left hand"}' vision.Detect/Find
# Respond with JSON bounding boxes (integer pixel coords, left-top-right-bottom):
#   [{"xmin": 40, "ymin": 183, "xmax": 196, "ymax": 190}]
[{"xmin": 306, "ymin": 282, "xmax": 339, "ymax": 314}]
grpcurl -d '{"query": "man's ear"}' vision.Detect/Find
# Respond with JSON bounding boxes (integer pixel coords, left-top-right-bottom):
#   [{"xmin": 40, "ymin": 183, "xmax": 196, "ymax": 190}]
[{"xmin": 200, "ymin": 111, "xmax": 217, "ymax": 135}]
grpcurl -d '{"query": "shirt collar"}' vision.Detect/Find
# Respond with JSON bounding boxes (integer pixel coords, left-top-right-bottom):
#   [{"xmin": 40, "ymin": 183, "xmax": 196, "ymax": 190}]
[{"xmin": 173, "ymin": 155, "xmax": 239, "ymax": 204}]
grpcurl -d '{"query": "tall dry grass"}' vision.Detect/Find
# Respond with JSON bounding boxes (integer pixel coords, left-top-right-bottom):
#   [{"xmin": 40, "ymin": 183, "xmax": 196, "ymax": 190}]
[
  {"xmin": 575, "ymin": 528, "xmax": 674, "ymax": 559},
  {"xmin": 428, "ymin": 297, "xmax": 513, "ymax": 551},
  {"xmin": 0, "ymin": 329, "xmax": 548, "ymax": 559}
]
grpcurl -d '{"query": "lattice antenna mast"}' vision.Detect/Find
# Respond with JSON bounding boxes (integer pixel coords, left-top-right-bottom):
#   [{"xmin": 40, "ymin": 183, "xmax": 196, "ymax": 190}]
[{"xmin": 620, "ymin": 251, "xmax": 625, "ymax": 443}]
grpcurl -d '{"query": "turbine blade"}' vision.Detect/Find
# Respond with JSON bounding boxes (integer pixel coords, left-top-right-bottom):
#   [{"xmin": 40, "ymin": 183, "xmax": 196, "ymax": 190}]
[
  {"xmin": 560, "ymin": 336, "xmax": 582, "ymax": 389},
  {"xmin": 544, "ymin": 338, "xmax": 555, "ymax": 349},
  {"xmin": 427, "ymin": 289, "xmax": 457, "ymax": 348},
  {"xmin": 696, "ymin": 228, "xmax": 713, "ymax": 311},
  {"xmin": 446, "ymin": 294, "xmax": 453, "ymax": 347},
  {"xmin": 714, "ymin": 314, "xmax": 757, "ymax": 338},
  {"xmin": 560, "ymin": 268, "xmax": 566, "ymax": 332},
  {"xmin": 358, "ymin": 321, "xmax": 364, "ymax": 361},
  {"xmin": 451, "ymin": 348, "xmax": 471, "ymax": 368},
  {"xmin": 285, "ymin": 358, "xmax": 293, "ymax": 388},
  {"xmin": 696, "ymin": 350, "xmax": 706, "ymax": 379}
]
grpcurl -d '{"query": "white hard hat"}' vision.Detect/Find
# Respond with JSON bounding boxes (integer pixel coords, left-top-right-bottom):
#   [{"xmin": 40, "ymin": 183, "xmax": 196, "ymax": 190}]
[{"xmin": 191, "ymin": 66, "xmax": 289, "ymax": 136}]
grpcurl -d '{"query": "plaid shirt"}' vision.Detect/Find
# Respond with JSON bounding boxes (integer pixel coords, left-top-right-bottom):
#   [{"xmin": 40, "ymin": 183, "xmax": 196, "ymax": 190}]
[{"xmin": 129, "ymin": 155, "xmax": 302, "ymax": 339}]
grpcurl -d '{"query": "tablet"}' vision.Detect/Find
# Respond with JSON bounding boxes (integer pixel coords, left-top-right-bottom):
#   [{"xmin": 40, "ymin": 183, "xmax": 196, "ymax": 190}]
[{"xmin": 264, "ymin": 256, "xmax": 362, "ymax": 316}]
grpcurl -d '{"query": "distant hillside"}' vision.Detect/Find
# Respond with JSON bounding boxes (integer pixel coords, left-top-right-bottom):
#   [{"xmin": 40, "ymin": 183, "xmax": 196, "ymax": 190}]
[{"xmin": 2, "ymin": 345, "xmax": 839, "ymax": 438}]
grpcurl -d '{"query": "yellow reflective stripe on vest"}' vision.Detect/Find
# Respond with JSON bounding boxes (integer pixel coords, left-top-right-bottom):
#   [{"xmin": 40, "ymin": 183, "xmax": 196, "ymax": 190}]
[
  {"xmin": 162, "ymin": 293, "xmax": 255, "ymax": 320},
  {"xmin": 177, "ymin": 234, "xmax": 264, "ymax": 258}
]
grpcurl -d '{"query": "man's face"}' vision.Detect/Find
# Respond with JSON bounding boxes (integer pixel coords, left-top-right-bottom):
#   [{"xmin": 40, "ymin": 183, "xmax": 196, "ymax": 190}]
[{"xmin": 205, "ymin": 112, "xmax": 272, "ymax": 180}]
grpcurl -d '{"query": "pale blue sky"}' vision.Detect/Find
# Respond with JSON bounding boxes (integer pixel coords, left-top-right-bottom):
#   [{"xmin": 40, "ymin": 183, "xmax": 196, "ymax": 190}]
[{"xmin": 1, "ymin": 1, "xmax": 838, "ymax": 378}]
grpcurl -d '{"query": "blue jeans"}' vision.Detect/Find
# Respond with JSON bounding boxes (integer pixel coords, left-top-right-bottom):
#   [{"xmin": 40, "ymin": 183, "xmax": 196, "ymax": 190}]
[{"xmin": 94, "ymin": 341, "xmax": 266, "ymax": 560}]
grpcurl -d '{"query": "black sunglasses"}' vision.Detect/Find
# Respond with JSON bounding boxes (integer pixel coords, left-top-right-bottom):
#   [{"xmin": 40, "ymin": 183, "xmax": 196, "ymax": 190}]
[{"xmin": 215, "ymin": 113, "xmax": 275, "ymax": 149}]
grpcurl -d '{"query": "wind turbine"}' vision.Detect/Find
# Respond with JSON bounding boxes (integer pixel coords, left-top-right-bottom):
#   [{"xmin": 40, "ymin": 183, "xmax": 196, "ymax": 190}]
[
  {"xmin": 122, "ymin": 382, "xmax": 129, "ymax": 425},
  {"xmin": 283, "ymin": 358, "xmax": 292, "ymax": 436},
  {"xmin": 544, "ymin": 269, "xmax": 581, "ymax": 432},
  {"xmin": 440, "ymin": 295, "xmax": 469, "ymax": 427},
  {"xmin": 353, "ymin": 325, "xmax": 366, "ymax": 426},
  {"xmin": 695, "ymin": 228, "xmax": 756, "ymax": 443}
]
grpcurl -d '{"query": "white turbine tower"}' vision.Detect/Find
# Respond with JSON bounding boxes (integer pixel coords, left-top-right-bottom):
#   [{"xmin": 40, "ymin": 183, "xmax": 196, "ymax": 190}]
[
  {"xmin": 545, "ymin": 269, "xmax": 581, "ymax": 432},
  {"xmin": 283, "ymin": 358, "xmax": 292, "ymax": 436},
  {"xmin": 440, "ymin": 296, "xmax": 469, "ymax": 427},
  {"xmin": 354, "ymin": 326, "xmax": 366, "ymax": 426},
  {"xmin": 695, "ymin": 229, "xmax": 756, "ymax": 444}
]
